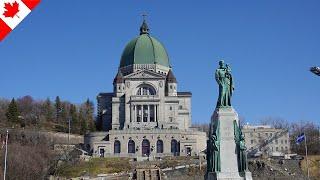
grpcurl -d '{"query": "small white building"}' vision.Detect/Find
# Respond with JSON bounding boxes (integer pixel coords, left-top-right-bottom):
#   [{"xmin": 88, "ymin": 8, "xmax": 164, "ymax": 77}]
[
  {"xmin": 84, "ymin": 20, "xmax": 206, "ymax": 158},
  {"xmin": 242, "ymin": 125, "xmax": 290, "ymax": 156}
]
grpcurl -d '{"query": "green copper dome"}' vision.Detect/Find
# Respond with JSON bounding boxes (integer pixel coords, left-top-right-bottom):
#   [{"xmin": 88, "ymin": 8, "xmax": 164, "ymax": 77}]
[{"xmin": 120, "ymin": 20, "xmax": 170, "ymax": 68}]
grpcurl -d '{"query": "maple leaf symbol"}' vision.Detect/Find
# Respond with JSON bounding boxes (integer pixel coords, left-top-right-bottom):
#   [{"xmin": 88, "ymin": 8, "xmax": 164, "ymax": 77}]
[{"xmin": 3, "ymin": 1, "xmax": 20, "ymax": 18}]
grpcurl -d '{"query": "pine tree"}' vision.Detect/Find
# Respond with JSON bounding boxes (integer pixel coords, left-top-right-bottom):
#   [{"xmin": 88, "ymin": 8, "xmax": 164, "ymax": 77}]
[
  {"xmin": 85, "ymin": 99, "xmax": 96, "ymax": 132},
  {"xmin": 55, "ymin": 96, "xmax": 62, "ymax": 122},
  {"xmin": 6, "ymin": 98, "xmax": 20, "ymax": 125},
  {"xmin": 44, "ymin": 98, "xmax": 53, "ymax": 122},
  {"xmin": 59, "ymin": 102, "xmax": 69, "ymax": 133},
  {"xmin": 69, "ymin": 104, "xmax": 79, "ymax": 134},
  {"xmin": 79, "ymin": 107, "xmax": 87, "ymax": 135}
]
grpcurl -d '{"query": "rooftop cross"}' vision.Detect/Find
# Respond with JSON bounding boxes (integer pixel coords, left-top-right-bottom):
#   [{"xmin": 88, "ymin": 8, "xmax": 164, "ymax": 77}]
[{"xmin": 142, "ymin": 13, "xmax": 147, "ymax": 21}]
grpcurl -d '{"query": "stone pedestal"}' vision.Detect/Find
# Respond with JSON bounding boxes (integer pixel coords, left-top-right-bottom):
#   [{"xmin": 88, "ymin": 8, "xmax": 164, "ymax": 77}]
[{"xmin": 207, "ymin": 108, "xmax": 252, "ymax": 180}]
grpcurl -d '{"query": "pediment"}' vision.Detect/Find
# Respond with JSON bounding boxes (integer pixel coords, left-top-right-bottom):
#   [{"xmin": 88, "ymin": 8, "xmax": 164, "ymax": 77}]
[{"xmin": 124, "ymin": 70, "xmax": 166, "ymax": 79}]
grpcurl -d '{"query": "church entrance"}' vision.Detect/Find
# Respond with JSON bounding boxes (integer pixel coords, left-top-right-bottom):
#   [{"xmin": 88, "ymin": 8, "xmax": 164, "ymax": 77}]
[
  {"xmin": 171, "ymin": 139, "xmax": 180, "ymax": 156},
  {"xmin": 142, "ymin": 139, "xmax": 150, "ymax": 156}
]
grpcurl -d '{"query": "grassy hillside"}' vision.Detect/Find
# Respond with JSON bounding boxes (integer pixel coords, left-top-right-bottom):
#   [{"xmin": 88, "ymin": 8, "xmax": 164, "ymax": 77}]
[
  {"xmin": 55, "ymin": 158, "xmax": 131, "ymax": 178},
  {"xmin": 301, "ymin": 155, "xmax": 320, "ymax": 178}
]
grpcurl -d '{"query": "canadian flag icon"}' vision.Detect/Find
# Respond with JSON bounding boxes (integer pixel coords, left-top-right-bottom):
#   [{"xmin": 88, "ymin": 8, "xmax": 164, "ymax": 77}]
[{"xmin": 0, "ymin": 0, "xmax": 40, "ymax": 41}]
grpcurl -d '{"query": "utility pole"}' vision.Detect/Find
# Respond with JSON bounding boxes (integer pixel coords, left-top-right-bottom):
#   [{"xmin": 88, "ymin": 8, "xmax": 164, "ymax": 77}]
[
  {"xmin": 4, "ymin": 129, "xmax": 8, "ymax": 180},
  {"xmin": 304, "ymin": 135, "xmax": 310, "ymax": 179},
  {"xmin": 199, "ymin": 152, "xmax": 201, "ymax": 171},
  {"xmin": 68, "ymin": 117, "xmax": 71, "ymax": 144}
]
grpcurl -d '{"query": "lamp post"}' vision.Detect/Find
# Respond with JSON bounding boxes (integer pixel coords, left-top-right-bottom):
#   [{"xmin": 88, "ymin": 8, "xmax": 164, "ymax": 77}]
[
  {"xmin": 310, "ymin": 66, "xmax": 320, "ymax": 76},
  {"xmin": 3, "ymin": 129, "xmax": 8, "ymax": 180}
]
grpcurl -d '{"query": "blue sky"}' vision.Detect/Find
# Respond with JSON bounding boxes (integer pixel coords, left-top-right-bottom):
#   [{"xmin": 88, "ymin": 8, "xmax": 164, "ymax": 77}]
[{"xmin": 0, "ymin": 0, "xmax": 319, "ymax": 125}]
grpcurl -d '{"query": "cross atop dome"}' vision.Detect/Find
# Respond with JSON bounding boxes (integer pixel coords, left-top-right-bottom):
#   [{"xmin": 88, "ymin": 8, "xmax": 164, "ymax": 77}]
[{"xmin": 140, "ymin": 14, "xmax": 149, "ymax": 35}]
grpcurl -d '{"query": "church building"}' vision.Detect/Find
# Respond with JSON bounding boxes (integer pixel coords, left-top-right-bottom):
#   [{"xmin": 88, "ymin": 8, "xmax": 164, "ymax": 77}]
[{"xmin": 85, "ymin": 20, "xmax": 206, "ymax": 158}]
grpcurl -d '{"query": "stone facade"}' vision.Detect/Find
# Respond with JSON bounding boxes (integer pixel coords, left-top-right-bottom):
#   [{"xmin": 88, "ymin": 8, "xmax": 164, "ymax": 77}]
[
  {"xmin": 242, "ymin": 125, "xmax": 290, "ymax": 156},
  {"xmin": 84, "ymin": 21, "xmax": 206, "ymax": 158}
]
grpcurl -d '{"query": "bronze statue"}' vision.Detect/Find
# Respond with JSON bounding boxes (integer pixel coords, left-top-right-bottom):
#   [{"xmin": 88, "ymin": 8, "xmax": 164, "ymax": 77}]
[{"xmin": 215, "ymin": 60, "xmax": 234, "ymax": 107}]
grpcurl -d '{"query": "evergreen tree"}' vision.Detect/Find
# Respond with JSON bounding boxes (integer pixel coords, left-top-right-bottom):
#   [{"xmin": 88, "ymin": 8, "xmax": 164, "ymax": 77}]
[
  {"xmin": 44, "ymin": 98, "xmax": 53, "ymax": 122},
  {"xmin": 60, "ymin": 102, "xmax": 68, "ymax": 133},
  {"xmin": 79, "ymin": 107, "xmax": 87, "ymax": 135},
  {"xmin": 69, "ymin": 104, "xmax": 79, "ymax": 134},
  {"xmin": 5, "ymin": 98, "xmax": 20, "ymax": 125},
  {"xmin": 85, "ymin": 99, "xmax": 96, "ymax": 132},
  {"xmin": 55, "ymin": 96, "xmax": 62, "ymax": 122}
]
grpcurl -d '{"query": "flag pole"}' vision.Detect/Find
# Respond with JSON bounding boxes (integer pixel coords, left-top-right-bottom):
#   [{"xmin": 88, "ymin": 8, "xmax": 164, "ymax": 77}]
[
  {"xmin": 4, "ymin": 129, "xmax": 8, "ymax": 180},
  {"xmin": 304, "ymin": 134, "xmax": 310, "ymax": 179}
]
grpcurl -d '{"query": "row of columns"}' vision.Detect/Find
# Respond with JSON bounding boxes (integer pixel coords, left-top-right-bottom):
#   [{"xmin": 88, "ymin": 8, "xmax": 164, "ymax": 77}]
[{"xmin": 131, "ymin": 104, "xmax": 158, "ymax": 123}]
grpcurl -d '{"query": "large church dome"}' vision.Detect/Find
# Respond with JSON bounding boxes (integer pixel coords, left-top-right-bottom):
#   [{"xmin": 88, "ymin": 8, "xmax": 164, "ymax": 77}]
[{"xmin": 120, "ymin": 20, "xmax": 170, "ymax": 68}]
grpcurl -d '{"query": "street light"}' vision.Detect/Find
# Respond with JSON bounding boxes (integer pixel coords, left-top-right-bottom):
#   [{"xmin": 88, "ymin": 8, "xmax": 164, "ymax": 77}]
[{"xmin": 310, "ymin": 66, "xmax": 320, "ymax": 76}]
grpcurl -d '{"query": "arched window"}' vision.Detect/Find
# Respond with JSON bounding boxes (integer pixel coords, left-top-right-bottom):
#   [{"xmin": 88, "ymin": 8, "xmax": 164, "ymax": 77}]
[
  {"xmin": 171, "ymin": 139, "xmax": 180, "ymax": 156},
  {"xmin": 142, "ymin": 139, "xmax": 150, "ymax": 156},
  {"xmin": 157, "ymin": 140, "xmax": 164, "ymax": 153},
  {"xmin": 114, "ymin": 140, "xmax": 121, "ymax": 154},
  {"xmin": 136, "ymin": 85, "xmax": 156, "ymax": 96},
  {"xmin": 128, "ymin": 140, "xmax": 135, "ymax": 154}
]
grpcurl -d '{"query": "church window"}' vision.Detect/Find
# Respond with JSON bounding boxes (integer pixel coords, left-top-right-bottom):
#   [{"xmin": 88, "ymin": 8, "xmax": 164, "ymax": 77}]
[
  {"xmin": 150, "ymin": 105, "xmax": 155, "ymax": 122},
  {"xmin": 170, "ymin": 85, "xmax": 173, "ymax": 89},
  {"xmin": 179, "ymin": 105, "xmax": 183, "ymax": 110},
  {"xmin": 171, "ymin": 139, "xmax": 180, "ymax": 156},
  {"xmin": 128, "ymin": 140, "xmax": 135, "ymax": 153},
  {"xmin": 142, "ymin": 139, "xmax": 150, "ymax": 156},
  {"xmin": 276, "ymin": 147, "xmax": 279, "ymax": 151},
  {"xmin": 157, "ymin": 140, "xmax": 164, "ymax": 153},
  {"xmin": 136, "ymin": 85, "xmax": 156, "ymax": 96},
  {"xmin": 137, "ymin": 105, "xmax": 142, "ymax": 122},
  {"xmin": 170, "ymin": 106, "xmax": 173, "ymax": 111},
  {"xmin": 114, "ymin": 140, "xmax": 121, "ymax": 154},
  {"xmin": 143, "ymin": 105, "xmax": 148, "ymax": 122},
  {"xmin": 285, "ymin": 140, "xmax": 287, "ymax": 144},
  {"xmin": 169, "ymin": 117, "xmax": 173, "ymax": 122}
]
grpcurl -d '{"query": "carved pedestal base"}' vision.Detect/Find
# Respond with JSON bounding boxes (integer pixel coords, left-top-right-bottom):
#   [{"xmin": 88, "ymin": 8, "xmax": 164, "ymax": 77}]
[{"xmin": 205, "ymin": 108, "xmax": 253, "ymax": 180}]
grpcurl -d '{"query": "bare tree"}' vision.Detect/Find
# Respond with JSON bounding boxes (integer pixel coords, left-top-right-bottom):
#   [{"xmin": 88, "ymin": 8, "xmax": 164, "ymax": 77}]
[
  {"xmin": 260, "ymin": 117, "xmax": 290, "ymax": 129},
  {"xmin": 290, "ymin": 121, "xmax": 319, "ymax": 155}
]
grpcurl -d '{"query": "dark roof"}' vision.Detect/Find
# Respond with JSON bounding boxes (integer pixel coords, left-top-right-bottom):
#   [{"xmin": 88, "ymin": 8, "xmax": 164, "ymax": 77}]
[
  {"xmin": 113, "ymin": 71, "xmax": 124, "ymax": 84},
  {"xmin": 166, "ymin": 69, "xmax": 177, "ymax": 83},
  {"xmin": 98, "ymin": 93, "xmax": 113, "ymax": 97},
  {"xmin": 177, "ymin": 92, "xmax": 192, "ymax": 96}
]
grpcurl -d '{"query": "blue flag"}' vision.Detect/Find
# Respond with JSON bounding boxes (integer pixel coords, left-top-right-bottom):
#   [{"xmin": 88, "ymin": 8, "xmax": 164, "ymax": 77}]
[{"xmin": 296, "ymin": 133, "xmax": 305, "ymax": 144}]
